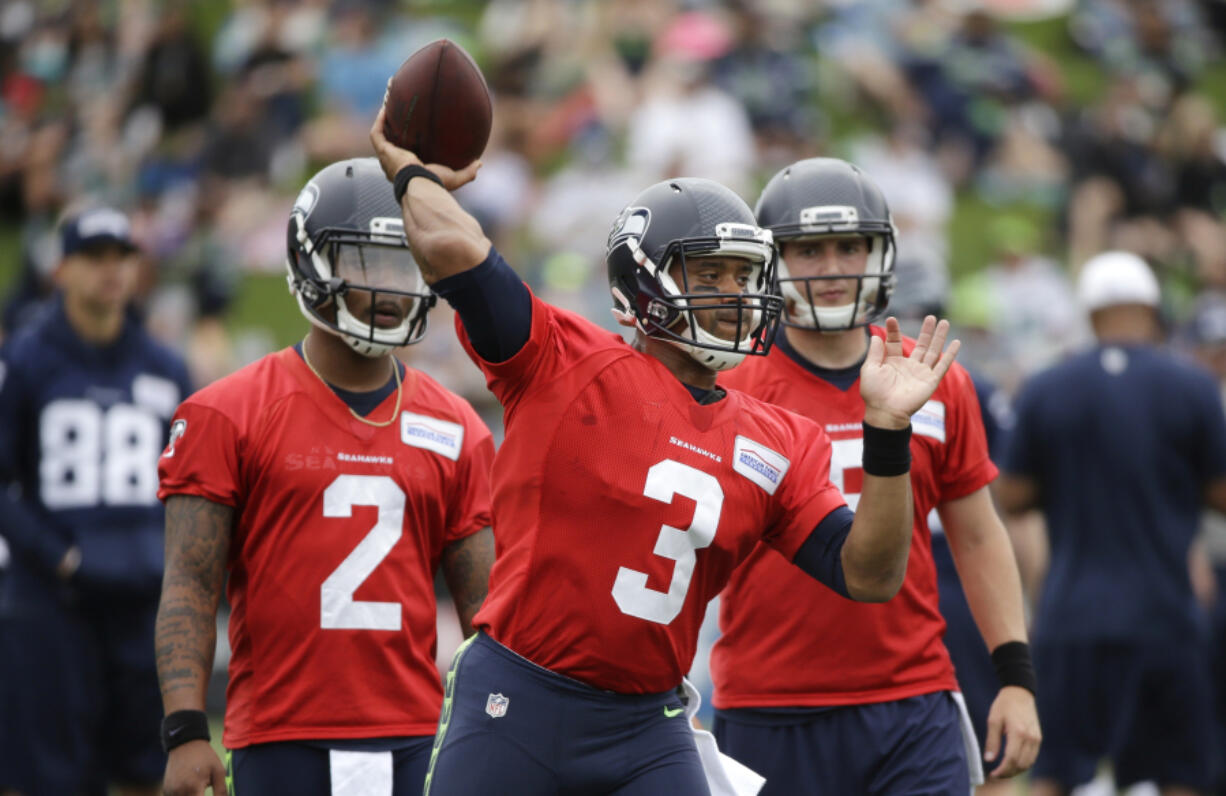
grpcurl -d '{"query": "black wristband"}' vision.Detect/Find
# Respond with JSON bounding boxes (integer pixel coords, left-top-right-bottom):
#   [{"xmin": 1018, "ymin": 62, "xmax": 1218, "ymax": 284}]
[
  {"xmin": 861, "ymin": 422, "xmax": 912, "ymax": 477},
  {"xmin": 393, "ymin": 164, "xmax": 444, "ymax": 203},
  {"xmin": 161, "ymin": 709, "xmax": 211, "ymax": 753},
  {"xmin": 991, "ymin": 641, "xmax": 1037, "ymax": 695}
]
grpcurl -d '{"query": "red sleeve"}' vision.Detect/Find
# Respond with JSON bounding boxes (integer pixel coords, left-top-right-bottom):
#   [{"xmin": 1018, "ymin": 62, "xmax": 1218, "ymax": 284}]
[
  {"xmin": 157, "ymin": 402, "xmax": 243, "ymax": 507},
  {"xmin": 762, "ymin": 420, "xmax": 848, "ymax": 561},
  {"xmin": 445, "ymin": 413, "xmax": 495, "ymax": 544},
  {"xmin": 454, "ymin": 289, "xmax": 622, "ymax": 415},
  {"xmin": 937, "ymin": 365, "xmax": 998, "ymax": 502}
]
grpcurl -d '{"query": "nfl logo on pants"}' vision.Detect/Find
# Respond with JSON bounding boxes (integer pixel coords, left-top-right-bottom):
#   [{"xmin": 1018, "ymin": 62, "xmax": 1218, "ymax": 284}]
[{"xmin": 485, "ymin": 693, "xmax": 509, "ymax": 718}]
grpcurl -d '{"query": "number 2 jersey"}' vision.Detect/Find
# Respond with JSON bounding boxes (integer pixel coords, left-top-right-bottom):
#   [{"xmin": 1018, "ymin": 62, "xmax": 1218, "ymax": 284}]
[
  {"xmin": 713, "ymin": 329, "xmax": 997, "ymax": 708},
  {"xmin": 157, "ymin": 348, "xmax": 494, "ymax": 747},
  {"xmin": 458, "ymin": 288, "xmax": 848, "ymax": 695},
  {"xmin": 0, "ymin": 298, "xmax": 190, "ymax": 599}
]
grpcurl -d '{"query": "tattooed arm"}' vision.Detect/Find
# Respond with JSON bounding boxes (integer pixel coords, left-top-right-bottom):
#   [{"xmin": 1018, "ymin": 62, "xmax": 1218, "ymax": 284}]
[
  {"xmin": 441, "ymin": 527, "xmax": 494, "ymax": 638},
  {"xmin": 156, "ymin": 495, "xmax": 233, "ymax": 796}
]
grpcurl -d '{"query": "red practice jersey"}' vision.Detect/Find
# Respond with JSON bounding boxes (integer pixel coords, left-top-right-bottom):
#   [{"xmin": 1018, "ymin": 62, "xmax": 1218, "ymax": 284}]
[
  {"xmin": 157, "ymin": 348, "xmax": 493, "ymax": 747},
  {"xmin": 712, "ymin": 328, "xmax": 997, "ymax": 708},
  {"xmin": 459, "ymin": 292, "xmax": 847, "ymax": 694}
]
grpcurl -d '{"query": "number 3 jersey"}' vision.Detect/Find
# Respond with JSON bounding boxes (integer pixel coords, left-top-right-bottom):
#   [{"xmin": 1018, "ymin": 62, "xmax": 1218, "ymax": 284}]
[
  {"xmin": 0, "ymin": 298, "xmax": 191, "ymax": 597},
  {"xmin": 157, "ymin": 348, "xmax": 494, "ymax": 747},
  {"xmin": 713, "ymin": 329, "xmax": 997, "ymax": 709},
  {"xmin": 457, "ymin": 290, "xmax": 847, "ymax": 695}
]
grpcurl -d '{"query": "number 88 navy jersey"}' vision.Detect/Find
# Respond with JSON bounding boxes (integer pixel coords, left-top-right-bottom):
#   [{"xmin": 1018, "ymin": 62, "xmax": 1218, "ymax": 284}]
[{"xmin": 0, "ymin": 298, "xmax": 191, "ymax": 595}]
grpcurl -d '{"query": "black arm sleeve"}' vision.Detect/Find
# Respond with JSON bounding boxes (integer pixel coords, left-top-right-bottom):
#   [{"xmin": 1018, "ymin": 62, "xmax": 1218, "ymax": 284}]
[
  {"xmin": 791, "ymin": 505, "xmax": 854, "ymax": 598},
  {"xmin": 431, "ymin": 248, "xmax": 532, "ymax": 364}
]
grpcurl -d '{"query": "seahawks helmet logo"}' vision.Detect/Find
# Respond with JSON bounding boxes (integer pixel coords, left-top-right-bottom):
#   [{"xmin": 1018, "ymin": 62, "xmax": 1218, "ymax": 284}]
[
  {"xmin": 609, "ymin": 206, "xmax": 650, "ymax": 245},
  {"xmin": 293, "ymin": 183, "xmax": 320, "ymax": 218}
]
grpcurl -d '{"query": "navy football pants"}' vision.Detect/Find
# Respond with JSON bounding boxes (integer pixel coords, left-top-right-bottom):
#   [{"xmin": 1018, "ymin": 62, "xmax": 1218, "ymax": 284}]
[
  {"xmin": 425, "ymin": 632, "xmax": 709, "ymax": 795},
  {"xmin": 713, "ymin": 691, "xmax": 970, "ymax": 796},
  {"xmin": 227, "ymin": 737, "xmax": 433, "ymax": 796}
]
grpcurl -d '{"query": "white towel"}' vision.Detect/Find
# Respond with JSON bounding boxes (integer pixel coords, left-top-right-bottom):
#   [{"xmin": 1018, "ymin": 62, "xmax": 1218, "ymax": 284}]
[
  {"xmin": 681, "ymin": 678, "xmax": 766, "ymax": 796},
  {"xmin": 329, "ymin": 749, "xmax": 393, "ymax": 796},
  {"xmin": 950, "ymin": 691, "xmax": 985, "ymax": 789}
]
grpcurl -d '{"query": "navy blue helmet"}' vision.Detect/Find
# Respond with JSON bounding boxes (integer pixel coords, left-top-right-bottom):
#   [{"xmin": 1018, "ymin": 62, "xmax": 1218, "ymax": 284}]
[
  {"xmin": 755, "ymin": 158, "xmax": 896, "ymax": 331},
  {"xmin": 286, "ymin": 157, "xmax": 436, "ymax": 356},
  {"xmin": 606, "ymin": 178, "xmax": 783, "ymax": 371}
]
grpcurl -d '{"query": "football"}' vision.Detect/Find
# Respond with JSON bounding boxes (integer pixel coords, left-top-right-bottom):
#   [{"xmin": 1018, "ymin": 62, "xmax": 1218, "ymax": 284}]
[{"xmin": 382, "ymin": 39, "xmax": 492, "ymax": 170}]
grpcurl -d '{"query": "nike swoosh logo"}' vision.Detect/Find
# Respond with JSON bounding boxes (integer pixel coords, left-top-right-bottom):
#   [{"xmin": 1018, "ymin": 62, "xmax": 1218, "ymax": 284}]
[{"xmin": 663, "ymin": 706, "xmax": 685, "ymax": 718}]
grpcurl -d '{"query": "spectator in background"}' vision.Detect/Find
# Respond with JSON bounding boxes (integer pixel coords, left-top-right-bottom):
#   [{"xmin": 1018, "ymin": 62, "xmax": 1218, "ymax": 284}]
[
  {"xmin": 127, "ymin": 3, "xmax": 211, "ymax": 134},
  {"xmin": 904, "ymin": 8, "xmax": 1040, "ymax": 183},
  {"xmin": 304, "ymin": 1, "xmax": 402, "ymax": 163},
  {"xmin": 998, "ymin": 251, "xmax": 1226, "ymax": 796},
  {"xmin": 1062, "ymin": 76, "xmax": 1175, "ymax": 267},
  {"xmin": 711, "ymin": 1, "xmax": 819, "ymax": 169},
  {"xmin": 967, "ymin": 214, "xmax": 1086, "ymax": 392},
  {"xmin": 625, "ymin": 10, "xmax": 756, "ymax": 195},
  {"xmin": 0, "ymin": 207, "xmax": 192, "ymax": 795},
  {"xmin": 1069, "ymin": 0, "xmax": 1212, "ymax": 98}
]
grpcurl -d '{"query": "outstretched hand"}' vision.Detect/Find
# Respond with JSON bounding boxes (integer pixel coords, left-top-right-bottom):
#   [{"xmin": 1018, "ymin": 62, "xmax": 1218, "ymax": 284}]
[
  {"xmin": 860, "ymin": 316, "xmax": 960, "ymax": 430},
  {"xmin": 369, "ymin": 98, "xmax": 481, "ymax": 191}
]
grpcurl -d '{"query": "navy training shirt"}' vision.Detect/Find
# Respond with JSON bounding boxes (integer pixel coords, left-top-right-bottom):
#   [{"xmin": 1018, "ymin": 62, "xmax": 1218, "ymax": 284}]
[
  {"xmin": 1003, "ymin": 344, "xmax": 1226, "ymax": 643},
  {"xmin": 0, "ymin": 297, "xmax": 192, "ymax": 602}
]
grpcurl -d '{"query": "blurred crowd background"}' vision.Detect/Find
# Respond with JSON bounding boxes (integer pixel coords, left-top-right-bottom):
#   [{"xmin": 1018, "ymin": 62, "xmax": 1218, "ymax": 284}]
[
  {"xmin": 3, "ymin": 0, "xmax": 1226, "ymax": 762},
  {"xmin": 4, "ymin": 0, "xmax": 1226, "ymax": 409}
]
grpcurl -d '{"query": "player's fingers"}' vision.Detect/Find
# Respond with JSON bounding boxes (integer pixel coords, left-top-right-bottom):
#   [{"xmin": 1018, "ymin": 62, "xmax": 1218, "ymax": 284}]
[
  {"xmin": 452, "ymin": 159, "xmax": 483, "ymax": 188},
  {"xmin": 882, "ymin": 316, "xmax": 903, "ymax": 358},
  {"xmin": 211, "ymin": 761, "xmax": 229, "ymax": 795},
  {"xmin": 923, "ymin": 319, "xmax": 950, "ymax": 367},
  {"xmin": 989, "ymin": 735, "xmax": 1023, "ymax": 779},
  {"xmin": 931, "ymin": 339, "xmax": 961, "ymax": 379},
  {"xmin": 865, "ymin": 331, "xmax": 885, "ymax": 367},
  {"xmin": 1015, "ymin": 720, "xmax": 1041, "ymax": 770},
  {"xmin": 910, "ymin": 314, "xmax": 935, "ymax": 360},
  {"xmin": 369, "ymin": 104, "xmax": 393, "ymax": 169},
  {"xmin": 982, "ymin": 713, "xmax": 1003, "ymax": 766}
]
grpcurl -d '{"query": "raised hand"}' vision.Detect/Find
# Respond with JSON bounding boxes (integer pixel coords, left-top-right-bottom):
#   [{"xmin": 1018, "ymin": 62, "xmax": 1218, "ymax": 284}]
[
  {"xmin": 860, "ymin": 316, "xmax": 960, "ymax": 430},
  {"xmin": 369, "ymin": 99, "xmax": 481, "ymax": 191}
]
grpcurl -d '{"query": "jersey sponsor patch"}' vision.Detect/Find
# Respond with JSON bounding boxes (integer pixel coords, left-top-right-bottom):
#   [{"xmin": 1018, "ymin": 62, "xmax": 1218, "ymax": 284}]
[
  {"xmin": 732, "ymin": 435, "xmax": 790, "ymax": 495},
  {"xmin": 400, "ymin": 411, "xmax": 463, "ymax": 460},
  {"xmin": 913, "ymin": 400, "xmax": 946, "ymax": 443},
  {"xmin": 133, "ymin": 373, "xmax": 181, "ymax": 418}
]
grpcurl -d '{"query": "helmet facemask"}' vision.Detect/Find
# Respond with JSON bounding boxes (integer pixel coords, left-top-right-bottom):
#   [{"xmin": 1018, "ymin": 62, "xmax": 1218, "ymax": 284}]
[{"xmin": 772, "ymin": 206, "xmax": 897, "ymax": 332}]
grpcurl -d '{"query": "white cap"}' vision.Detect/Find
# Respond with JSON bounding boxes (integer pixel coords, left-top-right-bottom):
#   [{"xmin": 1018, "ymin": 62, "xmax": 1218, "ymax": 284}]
[{"xmin": 1076, "ymin": 251, "xmax": 1160, "ymax": 313}]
